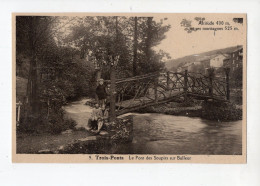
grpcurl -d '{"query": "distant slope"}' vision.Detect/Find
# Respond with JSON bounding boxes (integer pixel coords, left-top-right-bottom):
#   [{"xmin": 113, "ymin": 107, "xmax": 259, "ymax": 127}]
[{"xmin": 165, "ymin": 45, "xmax": 242, "ymax": 70}]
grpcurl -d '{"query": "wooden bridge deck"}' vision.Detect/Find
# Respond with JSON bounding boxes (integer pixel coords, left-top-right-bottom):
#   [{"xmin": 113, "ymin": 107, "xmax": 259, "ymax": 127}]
[
  {"xmin": 116, "ymin": 90, "xmax": 183, "ymax": 108},
  {"xmin": 115, "ymin": 89, "xmax": 185, "ymax": 115},
  {"xmin": 115, "ymin": 91, "xmax": 227, "ymax": 116}
]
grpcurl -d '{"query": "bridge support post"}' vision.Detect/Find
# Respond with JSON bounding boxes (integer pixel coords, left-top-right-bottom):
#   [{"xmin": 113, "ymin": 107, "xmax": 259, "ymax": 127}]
[
  {"xmin": 184, "ymin": 70, "xmax": 188, "ymax": 102},
  {"xmin": 95, "ymin": 68, "xmax": 101, "ymax": 102},
  {"xmin": 109, "ymin": 65, "xmax": 116, "ymax": 122},
  {"xmin": 154, "ymin": 72, "xmax": 159, "ymax": 102},
  {"xmin": 224, "ymin": 67, "xmax": 230, "ymax": 101},
  {"xmin": 207, "ymin": 68, "xmax": 214, "ymax": 97},
  {"xmin": 166, "ymin": 71, "xmax": 170, "ymax": 90},
  {"xmin": 192, "ymin": 77, "xmax": 195, "ymax": 93}
]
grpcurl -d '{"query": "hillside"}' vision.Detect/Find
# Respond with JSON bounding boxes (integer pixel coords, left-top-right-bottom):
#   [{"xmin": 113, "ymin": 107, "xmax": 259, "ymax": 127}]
[{"xmin": 165, "ymin": 45, "xmax": 242, "ymax": 70}]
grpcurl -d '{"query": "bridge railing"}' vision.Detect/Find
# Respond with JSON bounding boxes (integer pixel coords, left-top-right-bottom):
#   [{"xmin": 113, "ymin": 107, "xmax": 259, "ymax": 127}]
[
  {"xmin": 108, "ymin": 69, "xmax": 230, "ymax": 117},
  {"xmin": 159, "ymin": 70, "xmax": 230, "ymax": 100},
  {"xmin": 114, "ymin": 72, "xmax": 160, "ymax": 115}
]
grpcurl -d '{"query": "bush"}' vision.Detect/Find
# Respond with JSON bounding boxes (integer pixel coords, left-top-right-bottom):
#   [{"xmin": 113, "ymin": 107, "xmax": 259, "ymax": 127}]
[
  {"xmin": 46, "ymin": 110, "xmax": 77, "ymax": 134},
  {"xmin": 47, "ymin": 112, "xmax": 64, "ymax": 134},
  {"xmin": 18, "ymin": 108, "xmax": 77, "ymax": 135},
  {"xmin": 201, "ymin": 100, "xmax": 242, "ymax": 121},
  {"xmin": 64, "ymin": 118, "xmax": 77, "ymax": 130}
]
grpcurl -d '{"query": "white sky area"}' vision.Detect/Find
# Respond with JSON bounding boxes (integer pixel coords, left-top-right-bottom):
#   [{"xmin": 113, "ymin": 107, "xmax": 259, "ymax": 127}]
[{"xmin": 154, "ymin": 15, "xmax": 244, "ymax": 60}]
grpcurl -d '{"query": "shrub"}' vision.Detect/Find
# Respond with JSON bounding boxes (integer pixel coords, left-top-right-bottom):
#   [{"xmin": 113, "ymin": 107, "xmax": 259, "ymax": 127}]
[
  {"xmin": 64, "ymin": 118, "xmax": 77, "ymax": 130},
  {"xmin": 201, "ymin": 100, "xmax": 242, "ymax": 121},
  {"xmin": 47, "ymin": 110, "xmax": 77, "ymax": 134},
  {"xmin": 17, "ymin": 108, "xmax": 77, "ymax": 135}
]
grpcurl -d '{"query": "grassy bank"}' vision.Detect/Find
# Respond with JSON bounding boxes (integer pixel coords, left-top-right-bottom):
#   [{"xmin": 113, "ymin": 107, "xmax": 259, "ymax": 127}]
[
  {"xmin": 16, "ymin": 130, "xmax": 91, "ymax": 154},
  {"xmin": 17, "ymin": 115, "xmax": 134, "ymax": 154}
]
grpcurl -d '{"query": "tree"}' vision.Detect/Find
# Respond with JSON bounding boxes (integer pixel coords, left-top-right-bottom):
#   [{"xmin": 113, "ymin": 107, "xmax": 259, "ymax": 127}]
[
  {"xmin": 191, "ymin": 63, "xmax": 205, "ymax": 74},
  {"xmin": 16, "ymin": 16, "xmax": 57, "ymax": 116},
  {"xmin": 63, "ymin": 17, "xmax": 131, "ymax": 79},
  {"xmin": 64, "ymin": 16, "xmax": 171, "ymax": 78},
  {"xmin": 232, "ymin": 66, "xmax": 242, "ymax": 88},
  {"xmin": 145, "ymin": 17, "xmax": 153, "ymax": 64},
  {"xmin": 17, "ymin": 16, "xmax": 94, "ymax": 118},
  {"xmin": 133, "ymin": 17, "xmax": 138, "ymax": 76},
  {"xmin": 137, "ymin": 17, "xmax": 171, "ymax": 74}
]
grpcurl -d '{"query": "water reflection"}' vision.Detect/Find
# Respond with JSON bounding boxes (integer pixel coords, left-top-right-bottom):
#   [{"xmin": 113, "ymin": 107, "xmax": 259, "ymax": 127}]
[{"xmin": 117, "ymin": 114, "xmax": 242, "ymax": 155}]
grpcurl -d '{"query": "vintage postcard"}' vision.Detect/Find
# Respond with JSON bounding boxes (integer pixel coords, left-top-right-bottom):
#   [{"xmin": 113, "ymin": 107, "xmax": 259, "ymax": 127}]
[{"xmin": 13, "ymin": 13, "xmax": 246, "ymax": 163}]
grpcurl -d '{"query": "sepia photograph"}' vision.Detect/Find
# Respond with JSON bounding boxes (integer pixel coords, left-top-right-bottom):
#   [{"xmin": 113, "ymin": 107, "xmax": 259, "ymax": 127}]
[{"xmin": 13, "ymin": 13, "xmax": 246, "ymax": 163}]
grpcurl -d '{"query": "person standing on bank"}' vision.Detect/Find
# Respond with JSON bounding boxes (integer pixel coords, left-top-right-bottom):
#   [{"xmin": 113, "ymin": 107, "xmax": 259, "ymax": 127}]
[{"xmin": 96, "ymin": 78, "xmax": 107, "ymax": 108}]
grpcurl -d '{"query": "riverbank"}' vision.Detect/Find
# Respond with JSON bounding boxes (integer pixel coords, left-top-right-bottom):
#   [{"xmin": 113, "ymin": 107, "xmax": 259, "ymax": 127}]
[
  {"xmin": 17, "ymin": 98, "xmax": 134, "ymax": 154},
  {"xmin": 17, "ymin": 115, "xmax": 133, "ymax": 154},
  {"xmin": 16, "ymin": 130, "xmax": 90, "ymax": 153},
  {"xmin": 137, "ymin": 100, "xmax": 242, "ymax": 122},
  {"xmin": 137, "ymin": 104, "xmax": 202, "ymax": 117}
]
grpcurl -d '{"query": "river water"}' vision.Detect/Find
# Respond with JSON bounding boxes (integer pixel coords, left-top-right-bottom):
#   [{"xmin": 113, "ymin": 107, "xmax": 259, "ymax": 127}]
[
  {"xmin": 64, "ymin": 99, "xmax": 242, "ymax": 155},
  {"xmin": 119, "ymin": 113, "xmax": 242, "ymax": 155}
]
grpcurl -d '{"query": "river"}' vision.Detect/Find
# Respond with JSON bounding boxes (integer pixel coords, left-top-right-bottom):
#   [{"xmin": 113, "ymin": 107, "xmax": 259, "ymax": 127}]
[{"xmin": 63, "ymin": 99, "xmax": 242, "ymax": 155}]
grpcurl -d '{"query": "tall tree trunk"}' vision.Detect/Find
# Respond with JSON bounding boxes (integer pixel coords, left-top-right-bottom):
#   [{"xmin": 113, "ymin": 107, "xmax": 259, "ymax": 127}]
[
  {"xmin": 145, "ymin": 17, "xmax": 153, "ymax": 66},
  {"xmin": 27, "ymin": 17, "xmax": 39, "ymax": 117},
  {"xmin": 109, "ymin": 16, "xmax": 118, "ymax": 121},
  {"xmin": 31, "ymin": 53, "xmax": 39, "ymax": 115},
  {"xmin": 133, "ymin": 17, "xmax": 138, "ymax": 76}
]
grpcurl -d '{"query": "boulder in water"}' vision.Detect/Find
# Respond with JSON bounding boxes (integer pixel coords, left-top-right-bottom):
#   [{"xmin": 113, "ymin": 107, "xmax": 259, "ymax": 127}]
[{"xmin": 99, "ymin": 130, "xmax": 109, "ymax": 136}]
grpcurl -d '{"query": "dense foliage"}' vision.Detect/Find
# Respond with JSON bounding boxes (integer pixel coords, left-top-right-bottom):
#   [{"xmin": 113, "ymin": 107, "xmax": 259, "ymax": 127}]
[
  {"xmin": 16, "ymin": 16, "xmax": 171, "ymax": 133},
  {"xmin": 63, "ymin": 16, "xmax": 171, "ymax": 77}
]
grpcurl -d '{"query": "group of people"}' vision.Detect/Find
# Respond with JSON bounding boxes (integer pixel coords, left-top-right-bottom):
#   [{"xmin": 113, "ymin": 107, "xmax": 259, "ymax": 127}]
[
  {"xmin": 88, "ymin": 103, "xmax": 109, "ymax": 133},
  {"xmin": 88, "ymin": 78, "xmax": 109, "ymax": 133}
]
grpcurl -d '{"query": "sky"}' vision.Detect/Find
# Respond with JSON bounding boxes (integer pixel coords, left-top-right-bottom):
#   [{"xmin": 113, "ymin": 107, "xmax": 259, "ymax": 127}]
[{"xmin": 154, "ymin": 14, "xmax": 245, "ymax": 60}]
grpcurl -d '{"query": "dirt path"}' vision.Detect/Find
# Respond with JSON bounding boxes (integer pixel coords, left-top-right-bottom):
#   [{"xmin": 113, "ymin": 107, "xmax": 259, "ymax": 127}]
[{"xmin": 63, "ymin": 98, "xmax": 94, "ymax": 129}]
